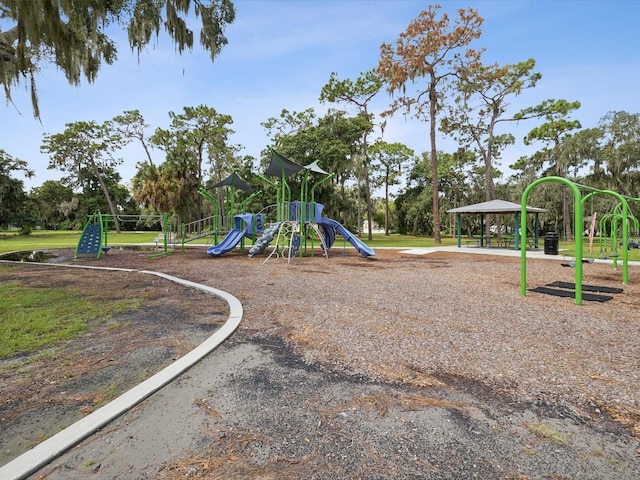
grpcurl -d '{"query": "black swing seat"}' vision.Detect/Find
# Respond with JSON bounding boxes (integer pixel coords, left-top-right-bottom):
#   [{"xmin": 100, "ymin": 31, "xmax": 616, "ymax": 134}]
[{"xmin": 561, "ymin": 258, "xmax": 595, "ymax": 267}]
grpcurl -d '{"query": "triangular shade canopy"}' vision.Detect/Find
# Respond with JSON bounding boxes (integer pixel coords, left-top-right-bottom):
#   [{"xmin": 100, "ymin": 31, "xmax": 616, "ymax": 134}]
[
  {"xmin": 210, "ymin": 172, "xmax": 253, "ymax": 193},
  {"xmin": 304, "ymin": 160, "xmax": 330, "ymax": 175},
  {"xmin": 447, "ymin": 199, "xmax": 547, "ymax": 214},
  {"xmin": 264, "ymin": 149, "xmax": 305, "ymax": 177}
]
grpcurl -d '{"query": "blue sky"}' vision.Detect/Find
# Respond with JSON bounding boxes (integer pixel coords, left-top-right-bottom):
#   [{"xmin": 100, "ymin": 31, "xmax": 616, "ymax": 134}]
[{"xmin": 3, "ymin": 0, "xmax": 640, "ymax": 192}]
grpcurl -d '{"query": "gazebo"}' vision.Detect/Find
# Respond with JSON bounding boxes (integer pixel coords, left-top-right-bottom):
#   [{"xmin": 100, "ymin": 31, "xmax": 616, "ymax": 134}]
[{"xmin": 447, "ymin": 199, "xmax": 547, "ymax": 249}]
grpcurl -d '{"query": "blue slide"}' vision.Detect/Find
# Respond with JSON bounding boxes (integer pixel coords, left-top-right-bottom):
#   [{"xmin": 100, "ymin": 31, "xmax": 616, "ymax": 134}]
[
  {"xmin": 317, "ymin": 217, "xmax": 375, "ymax": 257},
  {"xmin": 207, "ymin": 227, "xmax": 247, "ymax": 256}
]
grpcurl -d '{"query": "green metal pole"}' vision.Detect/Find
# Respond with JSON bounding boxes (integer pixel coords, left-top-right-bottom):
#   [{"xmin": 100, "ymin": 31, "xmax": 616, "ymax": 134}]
[
  {"xmin": 198, "ymin": 187, "xmax": 222, "ymax": 244},
  {"xmin": 583, "ymin": 191, "xmax": 630, "ymax": 285},
  {"xmin": 101, "ymin": 211, "xmax": 108, "ymax": 253},
  {"xmin": 98, "ymin": 211, "xmax": 105, "ymax": 259},
  {"xmin": 522, "ymin": 177, "xmax": 583, "ymax": 305},
  {"xmin": 162, "ymin": 212, "xmax": 168, "ymax": 253}
]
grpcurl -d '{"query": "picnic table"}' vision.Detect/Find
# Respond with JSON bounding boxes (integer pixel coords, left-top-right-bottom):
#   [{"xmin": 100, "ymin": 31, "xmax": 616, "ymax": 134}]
[{"xmin": 498, "ymin": 237, "xmax": 538, "ymax": 249}]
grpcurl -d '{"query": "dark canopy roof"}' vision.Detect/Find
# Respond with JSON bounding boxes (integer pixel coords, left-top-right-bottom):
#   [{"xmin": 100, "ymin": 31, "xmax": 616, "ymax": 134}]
[
  {"xmin": 210, "ymin": 172, "xmax": 253, "ymax": 193},
  {"xmin": 264, "ymin": 149, "xmax": 305, "ymax": 177},
  {"xmin": 447, "ymin": 199, "xmax": 547, "ymax": 214},
  {"xmin": 264, "ymin": 148, "xmax": 331, "ymax": 177}
]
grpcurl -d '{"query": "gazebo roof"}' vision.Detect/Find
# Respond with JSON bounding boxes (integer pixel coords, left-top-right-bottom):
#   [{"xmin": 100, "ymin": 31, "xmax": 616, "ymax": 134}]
[{"xmin": 447, "ymin": 199, "xmax": 547, "ymax": 214}]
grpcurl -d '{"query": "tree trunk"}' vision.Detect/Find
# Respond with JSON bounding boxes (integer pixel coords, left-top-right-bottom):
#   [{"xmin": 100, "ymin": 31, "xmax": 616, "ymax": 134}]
[
  {"xmin": 356, "ymin": 182, "xmax": 362, "ymax": 237},
  {"xmin": 484, "ymin": 150, "xmax": 496, "ymax": 245},
  {"xmin": 362, "ymin": 137, "xmax": 374, "ymax": 241},
  {"xmin": 562, "ymin": 186, "xmax": 573, "ymax": 241},
  {"xmin": 365, "ymin": 170, "xmax": 373, "ymax": 241},
  {"xmin": 355, "ymin": 154, "xmax": 363, "ymax": 237},
  {"xmin": 385, "ymin": 169, "xmax": 390, "ymax": 236},
  {"xmin": 90, "ymin": 162, "xmax": 121, "ymax": 233},
  {"xmin": 429, "ymin": 80, "xmax": 441, "ymax": 243}
]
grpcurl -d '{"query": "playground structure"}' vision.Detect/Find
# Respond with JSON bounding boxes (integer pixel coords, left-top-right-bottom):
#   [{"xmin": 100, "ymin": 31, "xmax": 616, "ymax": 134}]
[
  {"xmin": 520, "ymin": 177, "xmax": 639, "ymax": 305},
  {"xmin": 244, "ymin": 200, "xmax": 374, "ymax": 262},
  {"xmin": 205, "ymin": 147, "xmax": 374, "ymax": 261},
  {"xmin": 75, "ymin": 147, "xmax": 374, "ymax": 261},
  {"xmin": 76, "ymin": 211, "xmax": 172, "ymax": 259}
]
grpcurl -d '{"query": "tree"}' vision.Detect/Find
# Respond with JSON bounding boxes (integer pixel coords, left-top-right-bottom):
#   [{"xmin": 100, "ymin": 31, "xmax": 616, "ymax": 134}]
[
  {"xmin": 150, "ymin": 105, "xmax": 235, "ymax": 221},
  {"xmin": 394, "ymin": 153, "xmax": 433, "ymax": 236},
  {"xmin": 131, "ymin": 162, "xmax": 181, "ymax": 216},
  {"xmin": 442, "ymin": 59, "xmax": 581, "ymax": 241},
  {"xmin": 442, "ymin": 58, "xmax": 543, "ymax": 202},
  {"xmin": 593, "ymin": 111, "xmax": 640, "ymax": 197},
  {"xmin": 30, "ymin": 180, "xmax": 75, "ymax": 229},
  {"xmin": 378, "ymin": 5, "xmax": 483, "ymax": 243},
  {"xmin": 395, "ymin": 148, "xmax": 486, "ymax": 237},
  {"xmin": 560, "ymin": 128, "xmax": 602, "ymax": 180},
  {"xmin": 110, "ymin": 109, "xmax": 172, "ymax": 217},
  {"xmin": 369, "ymin": 140, "xmax": 414, "ymax": 235},
  {"xmin": 319, "ymin": 70, "xmax": 383, "ymax": 239},
  {"xmin": 1, "ymin": 0, "xmax": 236, "ymax": 119},
  {"xmin": 0, "ymin": 147, "xmax": 32, "ymax": 178},
  {"xmin": 41, "ymin": 120, "xmax": 125, "ymax": 232},
  {"xmin": 110, "ymin": 110, "xmax": 157, "ymax": 167},
  {"xmin": 262, "ymin": 107, "xmax": 370, "ymax": 228},
  {"xmin": 522, "ymin": 99, "xmax": 582, "ymax": 240},
  {"xmin": 437, "ymin": 149, "xmax": 483, "ymax": 236},
  {"xmin": 0, "ymin": 148, "xmax": 33, "ymax": 228}
]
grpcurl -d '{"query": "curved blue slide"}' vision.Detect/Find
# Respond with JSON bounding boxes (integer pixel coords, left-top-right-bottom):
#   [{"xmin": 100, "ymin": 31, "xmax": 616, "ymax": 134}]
[
  {"xmin": 317, "ymin": 217, "xmax": 375, "ymax": 257},
  {"xmin": 207, "ymin": 227, "xmax": 247, "ymax": 256}
]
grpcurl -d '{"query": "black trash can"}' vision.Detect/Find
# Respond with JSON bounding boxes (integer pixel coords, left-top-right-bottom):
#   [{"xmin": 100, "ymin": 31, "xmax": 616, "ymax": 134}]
[{"xmin": 544, "ymin": 232, "xmax": 559, "ymax": 255}]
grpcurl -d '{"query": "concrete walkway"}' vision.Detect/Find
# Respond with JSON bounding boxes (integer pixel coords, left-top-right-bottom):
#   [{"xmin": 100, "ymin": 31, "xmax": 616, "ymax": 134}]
[
  {"xmin": 399, "ymin": 245, "xmax": 640, "ymax": 266},
  {"xmin": 0, "ymin": 265, "xmax": 243, "ymax": 480}
]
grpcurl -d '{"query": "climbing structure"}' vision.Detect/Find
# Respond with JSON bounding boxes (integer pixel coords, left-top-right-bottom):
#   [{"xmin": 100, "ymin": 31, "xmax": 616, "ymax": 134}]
[{"xmin": 75, "ymin": 211, "xmax": 104, "ymax": 258}]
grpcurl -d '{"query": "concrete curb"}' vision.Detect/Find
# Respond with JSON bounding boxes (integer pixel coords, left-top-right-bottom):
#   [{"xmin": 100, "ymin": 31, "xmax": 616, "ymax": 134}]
[{"xmin": 0, "ymin": 263, "xmax": 243, "ymax": 480}]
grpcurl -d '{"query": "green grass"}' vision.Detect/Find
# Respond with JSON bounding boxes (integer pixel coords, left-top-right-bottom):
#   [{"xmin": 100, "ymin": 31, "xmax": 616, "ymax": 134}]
[
  {"xmin": 557, "ymin": 237, "xmax": 640, "ymax": 262},
  {"xmin": 526, "ymin": 422, "xmax": 569, "ymax": 445},
  {"xmin": 0, "ymin": 279, "xmax": 141, "ymax": 358},
  {"xmin": 0, "ymin": 230, "xmax": 159, "ymax": 254},
  {"xmin": 0, "ymin": 230, "xmax": 82, "ymax": 254},
  {"xmin": 2, "ymin": 229, "xmax": 639, "ymax": 261},
  {"xmin": 361, "ymin": 233, "xmax": 459, "ymax": 248}
]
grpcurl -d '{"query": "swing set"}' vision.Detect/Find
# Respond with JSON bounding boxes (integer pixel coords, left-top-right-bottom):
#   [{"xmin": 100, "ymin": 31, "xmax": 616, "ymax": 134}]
[
  {"xmin": 520, "ymin": 177, "xmax": 635, "ymax": 305},
  {"xmin": 598, "ymin": 208, "xmax": 640, "ymax": 261}
]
